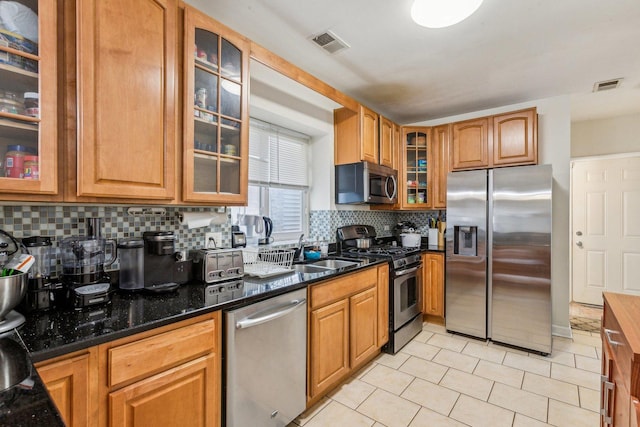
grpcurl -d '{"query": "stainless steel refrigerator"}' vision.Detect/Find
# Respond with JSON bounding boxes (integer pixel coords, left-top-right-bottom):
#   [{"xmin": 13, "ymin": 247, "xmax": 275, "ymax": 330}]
[{"xmin": 445, "ymin": 164, "xmax": 552, "ymax": 354}]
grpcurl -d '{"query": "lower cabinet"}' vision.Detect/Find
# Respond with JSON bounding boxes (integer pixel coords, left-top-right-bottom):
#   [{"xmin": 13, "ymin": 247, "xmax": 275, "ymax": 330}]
[
  {"xmin": 309, "ymin": 299, "xmax": 350, "ymax": 398},
  {"xmin": 36, "ymin": 311, "xmax": 221, "ymax": 427},
  {"xmin": 422, "ymin": 253, "xmax": 445, "ymax": 324},
  {"xmin": 308, "ymin": 266, "xmax": 385, "ymax": 404},
  {"xmin": 109, "ymin": 355, "xmax": 217, "ymax": 427},
  {"xmin": 35, "ymin": 348, "xmax": 98, "ymax": 427}
]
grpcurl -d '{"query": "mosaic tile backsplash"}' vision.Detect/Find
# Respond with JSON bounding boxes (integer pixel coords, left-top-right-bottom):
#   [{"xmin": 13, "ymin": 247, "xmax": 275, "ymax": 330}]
[
  {"xmin": 0, "ymin": 205, "xmax": 230, "ymax": 273},
  {"xmin": 0, "ymin": 205, "xmax": 445, "ymax": 274},
  {"xmin": 308, "ymin": 209, "xmax": 445, "ymax": 242}
]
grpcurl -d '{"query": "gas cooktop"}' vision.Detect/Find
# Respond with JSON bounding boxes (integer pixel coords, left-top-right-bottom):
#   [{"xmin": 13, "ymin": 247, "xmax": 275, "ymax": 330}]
[{"xmin": 341, "ymin": 245, "xmax": 420, "ymax": 258}]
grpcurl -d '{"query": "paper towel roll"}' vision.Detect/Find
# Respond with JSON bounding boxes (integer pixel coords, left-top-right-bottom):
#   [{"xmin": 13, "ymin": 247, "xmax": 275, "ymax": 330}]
[{"xmin": 178, "ymin": 211, "xmax": 227, "ymax": 229}]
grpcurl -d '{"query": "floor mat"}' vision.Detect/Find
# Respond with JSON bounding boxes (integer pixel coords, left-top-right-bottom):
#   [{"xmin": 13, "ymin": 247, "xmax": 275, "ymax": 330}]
[{"xmin": 570, "ymin": 316, "xmax": 601, "ymax": 333}]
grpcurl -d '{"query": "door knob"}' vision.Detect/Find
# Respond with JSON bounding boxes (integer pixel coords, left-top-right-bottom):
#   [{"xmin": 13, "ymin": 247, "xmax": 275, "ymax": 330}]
[
  {"xmin": 576, "ymin": 241, "xmax": 583, "ymax": 248},
  {"xmin": 576, "ymin": 231, "xmax": 582, "ymax": 236}
]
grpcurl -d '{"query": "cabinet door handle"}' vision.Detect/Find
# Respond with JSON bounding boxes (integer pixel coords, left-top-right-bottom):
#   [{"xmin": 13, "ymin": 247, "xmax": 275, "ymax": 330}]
[
  {"xmin": 601, "ymin": 375, "xmax": 615, "ymax": 425},
  {"xmin": 604, "ymin": 328, "xmax": 622, "ymax": 348}
]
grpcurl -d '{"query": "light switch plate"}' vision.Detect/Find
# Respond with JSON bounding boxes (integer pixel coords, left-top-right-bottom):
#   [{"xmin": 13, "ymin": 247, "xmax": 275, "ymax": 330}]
[{"xmin": 205, "ymin": 232, "xmax": 222, "ymax": 249}]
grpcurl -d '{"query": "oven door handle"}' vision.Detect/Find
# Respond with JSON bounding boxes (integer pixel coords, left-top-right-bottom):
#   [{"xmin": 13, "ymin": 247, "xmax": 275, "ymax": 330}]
[{"xmin": 395, "ymin": 265, "xmax": 420, "ymax": 276}]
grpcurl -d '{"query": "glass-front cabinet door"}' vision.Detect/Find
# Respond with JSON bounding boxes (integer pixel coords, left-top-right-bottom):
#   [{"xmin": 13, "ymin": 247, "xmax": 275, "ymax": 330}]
[
  {"xmin": 183, "ymin": 6, "xmax": 249, "ymax": 204},
  {"xmin": 401, "ymin": 127, "xmax": 432, "ymax": 209},
  {"xmin": 0, "ymin": 0, "xmax": 57, "ymax": 197}
]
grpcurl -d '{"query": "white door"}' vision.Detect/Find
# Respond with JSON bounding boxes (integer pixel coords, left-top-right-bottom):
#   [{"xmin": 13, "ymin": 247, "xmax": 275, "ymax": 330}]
[{"xmin": 572, "ymin": 155, "xmax": 640, "ymax": 305}]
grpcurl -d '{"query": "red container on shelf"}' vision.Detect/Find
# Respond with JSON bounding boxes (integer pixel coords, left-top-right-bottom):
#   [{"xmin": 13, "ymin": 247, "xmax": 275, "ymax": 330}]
[{"xmin": 4, "ymin": 145, "xmax": 36, "ymax": 179}]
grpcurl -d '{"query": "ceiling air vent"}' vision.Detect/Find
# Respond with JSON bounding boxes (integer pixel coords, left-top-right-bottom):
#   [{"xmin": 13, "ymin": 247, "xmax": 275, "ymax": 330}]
[
  {"xmin": 593, "ymin": 78, "xmax": 622, "ymax": 92},
  {"xmin": 310, "ymin": 30, "xmax": 350, "ymax": 54}
]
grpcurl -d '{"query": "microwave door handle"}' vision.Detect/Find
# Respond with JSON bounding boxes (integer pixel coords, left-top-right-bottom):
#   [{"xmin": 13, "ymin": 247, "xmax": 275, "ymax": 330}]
[{"xmin": 385, "ymin": 175, "xmax": 397, "ymax": 200}]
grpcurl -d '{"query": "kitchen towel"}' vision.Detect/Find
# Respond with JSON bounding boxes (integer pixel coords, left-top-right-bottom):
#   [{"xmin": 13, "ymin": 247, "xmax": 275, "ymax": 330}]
[{"xmin": 178, "ymin": 211, "xmax": 227, "ymax": 229}]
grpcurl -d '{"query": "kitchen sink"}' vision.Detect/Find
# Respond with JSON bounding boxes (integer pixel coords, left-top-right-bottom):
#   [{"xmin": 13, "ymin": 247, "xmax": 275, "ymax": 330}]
[
  {"xmin": 292, "ymin": 264, "xmax": 333, "ymax": 274},
  {"xmin": 310, "ymin": 259, "xmax": 360, "ymax": 269}
]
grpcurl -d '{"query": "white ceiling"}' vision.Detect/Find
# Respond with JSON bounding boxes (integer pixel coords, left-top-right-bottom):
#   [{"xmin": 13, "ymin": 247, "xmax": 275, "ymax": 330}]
[{"xmin": 186, "ymin": 0, "xmax": 640, "ymax": 124}]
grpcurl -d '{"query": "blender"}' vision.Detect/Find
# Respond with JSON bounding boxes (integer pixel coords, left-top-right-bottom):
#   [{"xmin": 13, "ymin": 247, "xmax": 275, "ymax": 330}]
[{"xmin": 60, "ymin": 218, "xmax": 116, "ymax": 309}]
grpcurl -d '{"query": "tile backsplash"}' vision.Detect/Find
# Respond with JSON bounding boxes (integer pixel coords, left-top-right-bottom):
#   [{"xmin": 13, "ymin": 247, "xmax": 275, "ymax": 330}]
[
  {"xmin": 309, "ymin": 209, "xmax": 445, "ymax": 242},
  {"xmin": 0, "ymin": 206, "xmax": 230, "ymax": 273},
  {"xmin": 0, "ymin": 205, "xmax": 445, "ymax": 273}
]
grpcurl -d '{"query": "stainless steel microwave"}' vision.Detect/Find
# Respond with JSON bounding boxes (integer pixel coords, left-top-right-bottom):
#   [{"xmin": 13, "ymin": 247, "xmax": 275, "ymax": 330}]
[{"xmin": 335, "ymin": 161, "xmax": 398, "ymax": 204}]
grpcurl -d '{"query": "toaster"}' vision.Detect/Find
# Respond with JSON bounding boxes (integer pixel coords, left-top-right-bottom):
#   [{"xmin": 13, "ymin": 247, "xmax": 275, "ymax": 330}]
[{"xmin": 190, "ymin": 248, "xmax": 244, "ymax": 283}]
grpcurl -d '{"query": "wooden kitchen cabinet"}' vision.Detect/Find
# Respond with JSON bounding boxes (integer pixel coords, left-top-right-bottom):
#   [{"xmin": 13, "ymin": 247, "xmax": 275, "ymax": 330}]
[
  {"xmin": 109, "ymin": 354, "xmax": 217, "ymax": 427},
  {"xmin": 350, "ymin": 287, "xmax": 378, "ymax": 367},
  {"xmin": 0, "ymin": 0, "xmax": 60, "ymax": 201},
  {"xmin": 451, "ymin": 117, "xmax": 490, "ymax": 171},
  {"xmin": 422, "ymin": 252, "xmax": 445, "ymax": 324},
  {"xmin": 379, "ymin": 115, "xmax": 395, "ymax": 168},
  {"xmin": 492, "ymin": 108, "xmax": 537, "ymax": 166},
  {"xmin": 71, "ymin": 0, "xmax": 177, "ymax": 201},
  {"xmin": 399, "ymin": 127, "xmax": 432, "ymax": 209},
  {"xmin": 601, "ymin": 293, "xmax": 640, "ymax": 427},
  {"xmin": 432, "ymin": 124, "xmax": 450, "ymax": 209},
  {"xmin": 334, "ymin": 104, "xmax": 379, "ymax": 165},
  {"xmin": 38, "ymin": 312, "xmax": 221, "ymax": 427},
  {"xmin": 308, "ymin": 266, "xmax": 382, "ymax": 404},
  {"xmin": 35, "ymin": 348, "xmax": 98, "ymax": 427},
  {"xmin": 309, "ymin": 298, "xmax": 350, "ymax": 400},
  {"xmin": 450, "ymin": 108, "xmax": 537, "ymax": 171},
  {"xmin": 100, "ymin": 311, "xmax": 221, "ymax": 427},
  {"xmin": 182, "ymin": 5, "xmax": 250, "ymax": 204}
]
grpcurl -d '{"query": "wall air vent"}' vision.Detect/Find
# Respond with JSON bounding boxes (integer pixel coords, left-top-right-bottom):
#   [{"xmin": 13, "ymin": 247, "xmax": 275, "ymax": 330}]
[
  {"xmin": 310, "ymin": 30, "xmax": 350, "ymax": 54},
  {"xmin": 593, "ymin": 78, "xmax": 623, "ymax": 92}
]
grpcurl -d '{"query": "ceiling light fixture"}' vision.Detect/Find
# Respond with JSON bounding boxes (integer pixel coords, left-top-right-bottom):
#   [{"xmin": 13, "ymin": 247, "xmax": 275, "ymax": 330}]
[{"xmin": 411, "ymin": 0, "xmax": 484, "ymax": 28}]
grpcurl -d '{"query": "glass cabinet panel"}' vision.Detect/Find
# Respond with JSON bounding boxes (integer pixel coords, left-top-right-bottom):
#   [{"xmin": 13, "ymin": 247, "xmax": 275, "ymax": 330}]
[
  {"xmin": 404, "ymin": 131, "xmax": 429, "ymax": 206},
  {"xmin": 0, "ymin": 0, "xmax": 57, "ymax": 195},
  {"xmin": 184, "ymin": 6, "xmax": 248, "ymax": 203}
]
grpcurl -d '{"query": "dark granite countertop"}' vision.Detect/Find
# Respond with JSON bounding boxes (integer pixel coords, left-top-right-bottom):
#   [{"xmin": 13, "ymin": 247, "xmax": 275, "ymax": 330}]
[
  {"xmin": 421, "ymin": 244, "xmax": 445, "ymax": 253},
  {"xmin": 0, "ymin": 333, "xmax": 65, "ymax": 427},
  {"xmin": 0, "ymin": 256, "xmax": 385, "ymax": 426}
]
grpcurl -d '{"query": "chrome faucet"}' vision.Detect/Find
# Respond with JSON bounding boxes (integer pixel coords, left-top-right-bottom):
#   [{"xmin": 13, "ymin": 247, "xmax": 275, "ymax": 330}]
[{"xmin": 295, "ymin": 234, "xmax": 305, "ymax": 261}]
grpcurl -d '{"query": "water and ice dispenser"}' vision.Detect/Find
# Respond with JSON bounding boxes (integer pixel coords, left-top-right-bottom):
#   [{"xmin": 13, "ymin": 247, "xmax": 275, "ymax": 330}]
[{"xmin": 453, "ymin": 226, "xmax": 477, "ymax": 256}]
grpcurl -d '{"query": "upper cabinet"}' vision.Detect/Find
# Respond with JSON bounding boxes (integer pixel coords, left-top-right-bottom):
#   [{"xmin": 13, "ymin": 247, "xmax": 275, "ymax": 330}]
[
  {"xmin": 451, "ymin": 107, "xmax": 538, "ymax": 171},
  {"xmin": 334, "ymin": 105, "xmax": 378, "ymax": 165},
  {"xmin": 379, "ymin": 115, "xmax": 394, "ymax": 169},
  {"xmin": 182, "ymin": 6, "xmax": 249, "ymax": 204},
  {"xmin": 399, "ymin": 127, "xmax": 432, "ymax": 209},
  {"xmin": 432, "ymin": 124, "xmax": 449, "ymax": 209},
  {"xmin": 492, "ymin": 108, "xmax": 537, "ymax": 166},
  {"xmin": 451, "ymin": 117, "xmax": 490, "ymax": 170},
  {"xmin": 73, "ymin": 0, "xmax": 177, "ymax": 200},
  {"xmin": 0, "ymin": 0, "xmax": 59, "ymax": 198}
]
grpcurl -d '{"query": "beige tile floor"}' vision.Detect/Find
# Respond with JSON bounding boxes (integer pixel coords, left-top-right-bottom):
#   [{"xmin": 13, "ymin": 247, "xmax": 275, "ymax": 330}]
[{"xmin": 291, "ymin": 322, "xmax": 602, "ymax": 427}]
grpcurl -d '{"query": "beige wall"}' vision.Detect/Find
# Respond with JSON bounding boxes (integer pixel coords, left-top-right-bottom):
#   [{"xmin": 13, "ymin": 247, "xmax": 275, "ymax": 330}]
[
  {"xmin": 412, "ymin": 96, "xmax": 573, "ymax": 337},
  {"xmin": 572, "ymin": 113, "xmax": 640, "ymax": 158}
]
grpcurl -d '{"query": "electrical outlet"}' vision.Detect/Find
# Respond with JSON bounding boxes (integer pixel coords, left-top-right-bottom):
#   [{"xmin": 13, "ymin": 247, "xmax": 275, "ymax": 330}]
[
  {"xmin": 205, "ymin": 232, "xmax": 222, "ymax": 249},
  {"xmin": 383, "ymin": 225, "xmax": 390, "ymax": 231}
]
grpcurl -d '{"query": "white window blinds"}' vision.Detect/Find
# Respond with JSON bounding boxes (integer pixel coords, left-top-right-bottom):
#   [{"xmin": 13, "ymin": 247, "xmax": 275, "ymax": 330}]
[{"xmin": 249, "ymin": 119, "xmax": 309, "ymax": 187}]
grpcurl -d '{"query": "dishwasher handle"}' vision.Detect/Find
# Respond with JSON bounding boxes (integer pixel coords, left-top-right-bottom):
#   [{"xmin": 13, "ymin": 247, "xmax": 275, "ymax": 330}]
[{"xmin": 236, "ymin": 298, "xmax": 306, "ymax": 329}]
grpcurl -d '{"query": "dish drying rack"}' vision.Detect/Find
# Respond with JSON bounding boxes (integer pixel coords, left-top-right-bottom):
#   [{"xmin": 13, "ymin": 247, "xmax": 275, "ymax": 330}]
[{"xmin": 242, "ymin": 247, "xmax": 296, "ymax": 278}]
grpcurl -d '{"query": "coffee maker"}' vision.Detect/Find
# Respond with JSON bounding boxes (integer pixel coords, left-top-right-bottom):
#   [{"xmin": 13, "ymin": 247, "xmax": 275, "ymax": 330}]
[
  {"xmin": 142, "ymin": 231, "xmax": 191, "ymax": 292},
  {"xmin": 60, "ymin": 218, "xmax": 116, "ymax": 309}
]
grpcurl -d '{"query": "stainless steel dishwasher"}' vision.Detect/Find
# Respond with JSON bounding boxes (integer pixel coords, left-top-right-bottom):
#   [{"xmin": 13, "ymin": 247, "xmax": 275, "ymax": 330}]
[{"xmin": 225, "ymin": 288, "xmax": 307, "ymax": 427}]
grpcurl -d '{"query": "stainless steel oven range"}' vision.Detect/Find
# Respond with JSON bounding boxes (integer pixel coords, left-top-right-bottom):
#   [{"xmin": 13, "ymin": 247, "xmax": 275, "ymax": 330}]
[{"xmin": 337, "ymin": 225, "xmax": 423, "ymax": 354}]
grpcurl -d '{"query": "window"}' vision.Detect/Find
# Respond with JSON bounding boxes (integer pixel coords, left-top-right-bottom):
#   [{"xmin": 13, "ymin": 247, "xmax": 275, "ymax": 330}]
[{"xmin": 231, "ymin": 119, "xmax": 310, "ymax": 242}]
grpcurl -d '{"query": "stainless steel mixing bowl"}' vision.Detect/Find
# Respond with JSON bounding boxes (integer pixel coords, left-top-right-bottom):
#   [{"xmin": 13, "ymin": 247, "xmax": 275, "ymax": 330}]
[{"xmin": 0, "ymin": 272, "xmax": 27, "ymax": 321}]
